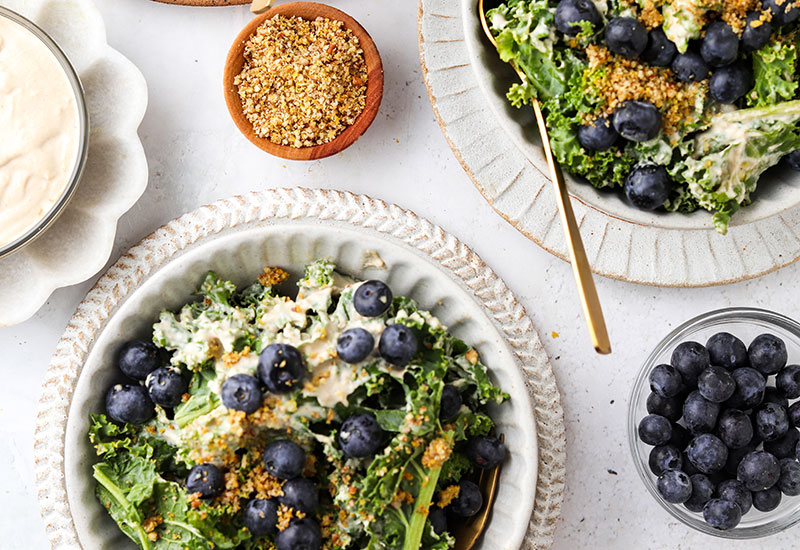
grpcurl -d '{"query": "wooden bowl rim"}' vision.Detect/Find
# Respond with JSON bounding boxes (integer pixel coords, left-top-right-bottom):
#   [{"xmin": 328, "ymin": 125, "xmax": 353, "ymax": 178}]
[{"xmin": 223, "ymin": 2, "xmax": 384, "ymax": 161}]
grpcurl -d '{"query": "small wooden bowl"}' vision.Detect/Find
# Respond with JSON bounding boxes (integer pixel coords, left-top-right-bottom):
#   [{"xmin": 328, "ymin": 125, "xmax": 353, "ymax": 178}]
[{"xmin": 223, "ymin": 2, "xmax": 384, "ymax": 161}]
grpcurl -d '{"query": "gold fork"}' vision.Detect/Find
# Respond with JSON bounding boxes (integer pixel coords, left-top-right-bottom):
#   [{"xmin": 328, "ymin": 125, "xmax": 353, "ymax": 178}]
[
  {"xmin": 452, "ymin": 434, "xmax": 504, "ymax": 550},
  {"xmin": 478, "ymin": 0, "xmax": 611, "ymax": 355}
]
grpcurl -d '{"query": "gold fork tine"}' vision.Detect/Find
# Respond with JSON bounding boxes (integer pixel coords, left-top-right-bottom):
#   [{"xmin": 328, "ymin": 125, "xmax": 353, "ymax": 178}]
[{"xmin": 452, "ymin": 434, "xmax": 504, "ymax": 550}]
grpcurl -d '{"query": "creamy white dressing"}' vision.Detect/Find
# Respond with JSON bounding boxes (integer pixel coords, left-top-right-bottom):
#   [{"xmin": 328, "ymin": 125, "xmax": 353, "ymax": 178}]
[{"xmin": 0, "ymin": 15, "xmax": 80, "ymax": 247}]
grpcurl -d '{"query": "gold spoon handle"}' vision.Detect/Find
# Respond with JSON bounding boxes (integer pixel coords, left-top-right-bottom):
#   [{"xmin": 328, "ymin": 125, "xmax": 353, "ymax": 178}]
[{"xmin": 531, "ymin": 99, "xmax": 611, "ymax": 355}]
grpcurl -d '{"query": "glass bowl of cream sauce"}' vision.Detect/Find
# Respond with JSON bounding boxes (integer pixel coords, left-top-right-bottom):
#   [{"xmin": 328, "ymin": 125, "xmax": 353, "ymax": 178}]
[{"xmin": 0, "ymin": 6, "xmax": 89, "ymax": 258}]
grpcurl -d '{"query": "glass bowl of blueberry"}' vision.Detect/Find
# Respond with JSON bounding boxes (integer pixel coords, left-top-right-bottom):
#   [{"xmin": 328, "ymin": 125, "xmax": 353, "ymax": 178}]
[{"xmin": 628, "ymin": 307, "xmax": 800, "ymax": 538}]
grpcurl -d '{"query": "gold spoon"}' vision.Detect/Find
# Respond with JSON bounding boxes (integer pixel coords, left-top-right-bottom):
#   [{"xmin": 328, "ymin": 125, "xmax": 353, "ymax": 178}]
[
  {"xmin": 452, "ymin": 434, "xmax": 504, "ymax": 550},
  {"xmin": 478, "ymin": 0, "xmax": 611, "ymax": 355},
  {"xmin": 250, "ymin": 0, "xmax": 273, "ymax": 13}
]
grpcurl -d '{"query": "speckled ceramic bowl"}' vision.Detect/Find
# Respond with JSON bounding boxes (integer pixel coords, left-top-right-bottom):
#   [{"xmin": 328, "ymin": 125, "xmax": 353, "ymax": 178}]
[
  {"xmin": 36, "ymin": 189, "xmax": 566, "ymax": 550},
  {"xmin": 629, "ymin": 308, "xmax": 800, "ymax": 538}
]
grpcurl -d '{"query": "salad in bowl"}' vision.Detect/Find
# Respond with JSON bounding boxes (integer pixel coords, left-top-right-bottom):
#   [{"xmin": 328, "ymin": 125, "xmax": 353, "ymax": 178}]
[
  {"xmin": 486, "ymin": 0, "xmax": 800, "ymax": 233},
  {"xmin": 89, "ymin": 259, "xmax": 509, "ymax": 550}
]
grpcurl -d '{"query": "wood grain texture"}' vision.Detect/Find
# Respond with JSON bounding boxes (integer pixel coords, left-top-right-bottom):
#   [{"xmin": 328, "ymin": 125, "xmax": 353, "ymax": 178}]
[
  {"xmin": 151, "ymin": 0, "xmax": 250, "ymax": 6},
  {"xmin": 223, "ymin": 2, "xmax": 384, "ymax": 160}
]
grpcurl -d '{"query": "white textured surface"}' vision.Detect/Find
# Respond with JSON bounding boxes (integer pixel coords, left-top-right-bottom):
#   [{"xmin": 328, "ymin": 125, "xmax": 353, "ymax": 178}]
[
  {"xmin": 419, "ymin": 0, "xmax": 800, "ymax": 287},
  {"xmin": 2, "ymin": 1, "xmax": 800, "ymax": 549},
  {"xmin": 0, "ymin": 0, "xmax": 147, "ymax": 325}
]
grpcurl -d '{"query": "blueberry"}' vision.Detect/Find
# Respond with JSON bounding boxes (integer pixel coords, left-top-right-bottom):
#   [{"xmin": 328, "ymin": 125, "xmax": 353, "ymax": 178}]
[
  {"xmin": 786, "ymin": 150, "xmax": 800, "ymax": 171},
  {"xmin": 657, "ymin": 469, "xmax": 693, "ymax": 503},
  {"xmin": 717, "ymin": 409, "xmax": 754, "ymax": 449},
  {"xmin": 118, "ymin": 340, "xmax": 160, "ymax": 380},
  {"xmin": 683, "ymin": 391, "xmax": 720, "ymax": 435},
  {"xmin": 647, "ymin": 392, "xmax": 683, "ymax": 422},
  {"xmin": 716, "ymin": 479, "xmax": 752, "ymax": 514},
  {"xmin": 144, "ymin": 367, "xmax": 186, "ymax": 408},
  {"xmin": 339, "ymin": 413, "xmax": 383, "ymax": 458},
  {"xmin": 638, "ymin": 414, "xmax": 673, "ymax": 445},
  {"xmin": 670, "ymin": 423, "xmax": 692, "ymax": 450},
  {"xmin": 605, "ymin": 17, "xmax": 648, "ymax": 58},
  {"xmin": 756, "ymin": 402, "xmax": 790, "ymax": 442},
  {"xmin": 465, "ymin": 436, "xmax": 506, "ymax": 469},
  {"xmin": 642, "ymin": 28, "xmax": 677, "ymax": 67},
  {"xmin": 578, "ymin": 116, "xmax": 619, "ymax": 152},
  {"xmin": 697, "ymin": 366, "xmax": 735, "ymax": 403},
  {"xmin": 763, "ymin": 0, "xmax": 799, "ymax": 25},
  {"xmin": 706, "ymin": 332, "xmax": 748, "ymax": 370},
  {"xmin": 263, "ymin": 440, "xmax": 306, "ymax": 480},
  {"xmin": 765, "ymin": 428, "xmax": 800, "ymax": 459},
  {"xmin": 754, "ymin": 486, "xmax": 782, "ymax": 512},
  {"xmin": 763, "ymin": 386, "xmax": 789, "ymax": 409},
  {"xmin": 649, "ymin": 364, "xmax": 683, "ymax": 398},
  {"xmin": 379, "ymin": 324, "xmax": 418, "ymax": 367},
  {"xmin": 703, "ymin": 498, "xmax": 742, "ymax": 530},
  {"xmin": 687, "ymin": 434, "xmax": 728, "ymax": 474},
  {"xmin": 274, "ymin": 518, "xmax": 322, "ymax": 550},
  {"xmin": 336, "ymin": 328, "xmax": 374, "ymax": 363},
  {"xmin": 221, "ymin": 374, "xmax": 263, "ymax": 414},
  {"xmin": 105, "ymin": 384, "xmax": 155, "ymax": 424},
  {"xmin": 777, "ymin": 365, "xmax": 800, "ymax": 399},
  {"xmin": 612, "ymin": 101, "xmax": 661, "ymax": 142},
  {"xmin": 671, "ymin": 51, "xmax": 710, "ymax": 82},
  {"xmin": 749, "ymin": 334, "xmax": 788, "ymax": 375},
  {"xmin": 354, "ymin": 281, "xmax": 393, "ymax": 317},
  {"xmin": 700, "ymin": 22, "xmax": 739, "ymax": 67},
  {"xmin": 186, "ymin": 464, "xmax": 224, "ymax": 498},
  {"xmin": 671, "ymin": 341, "xmax": 710, "ymax": 386},
  {"xmin": 790, "ymin": 402, "xmax": 800, "ymax": 427},
  {"xmin": 738, "ymin": 450, "xmax": 780, "ymax": 491},
  {"xmin": 726, "ymin": 368, "xmax": 766, "ymax": 409},
  {"xmin": 244, "ymin": 498, "xmax": 278, "ymax": 536},
  {"xmin": 741, "ymin": 11, "xmax": 773, "ymax": 51},
  {"xmin": 649, "ymin": 444, "xmax": 683, "ymax": 475},
  {"xmin": 624, "ymin": 165, "xmax": 672, "ymax": 210},
  {"xmin": 449, "ymin": 480, "xmax": 483, "ymax": 517},
  {"xmin": 279, "ymin": 477, "xmax": 319, "ymax": 514},
  {"xmin": 440, "ymin": 385, "xmax": 462, "ymax": 420},
  {"xmin": 258, "ymin": 343, "xmax": 305, "ymax": 393},
  {"xmin": 684, "ymin": 474, "xmax": 715, "ymax": 512},
  {"xmin": 429, "ymin": 506, "xmax": 447, "ymax": 535},
  {"xmin": 777, "ymin": 458, "xmax": 800, "ymax": 496},
  {"xmin": 554, "ymin": 0, "xmax": 602, "ymax": 36},
  {"xmin": 710, "ymin": 62, "xmax": 753, "ymax": 104},
  {"xmin": 683, "ymin": 455, "xmax": 701, "ymax": 476}
]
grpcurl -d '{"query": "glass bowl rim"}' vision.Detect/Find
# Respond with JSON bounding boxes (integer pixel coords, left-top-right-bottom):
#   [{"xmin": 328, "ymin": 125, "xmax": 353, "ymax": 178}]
[
  {"xmin": 627, "ymin": 307, "xmax": 800, "ymax": 539},
  {"xmin": 0, "ymin": 5, "xmax": 89, "ymax": 259}
]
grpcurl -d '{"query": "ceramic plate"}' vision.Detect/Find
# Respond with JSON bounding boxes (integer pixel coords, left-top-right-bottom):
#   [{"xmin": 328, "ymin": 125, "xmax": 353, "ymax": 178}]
[
  {"xmin": 418, "ymin": 0, "xmax": 800, "ymax": 287},
  {"xmin": 0, "ymin": 0, "xmax": 147, "ymax": 325},
  {"xmin": 34, "ymin": 189, "xmax": 566, "ymax": 550}
]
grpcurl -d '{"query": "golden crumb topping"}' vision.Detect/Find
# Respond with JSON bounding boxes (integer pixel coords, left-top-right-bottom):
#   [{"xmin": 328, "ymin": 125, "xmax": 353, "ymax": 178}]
[
  {"xmin": 437, "ymin": 485, "xmax": 460, "ymax": 508},
  {"xmin": 421, "ymin": 437, "xmax": 453, "ymax": 469},
  {"xmin": 258, "ymin": 266, "xmax": 290, "ymax": 287}
]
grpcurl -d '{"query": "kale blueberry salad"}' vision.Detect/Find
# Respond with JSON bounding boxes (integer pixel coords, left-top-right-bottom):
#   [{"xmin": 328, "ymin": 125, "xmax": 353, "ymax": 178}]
[
  {"xmin": 486, "ymin": 0, "xmax": 800, "ymax": 233},
  {"xmin": 89, "ymin": 260, "xmax": 509, "ymax": 550}
]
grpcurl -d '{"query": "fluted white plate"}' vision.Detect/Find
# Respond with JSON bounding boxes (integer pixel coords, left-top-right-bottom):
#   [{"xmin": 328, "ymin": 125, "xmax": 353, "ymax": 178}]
[
  {"xmin": 34, "ymin": 189, "xmax": 566, "ymax": 550},
  {"xmin": 418, "ymin": 0, "xmax": 800, "ymax": 287},
  {"xmin": 0, "ymin": 0, "xmax": 147, "ymax": 325}
]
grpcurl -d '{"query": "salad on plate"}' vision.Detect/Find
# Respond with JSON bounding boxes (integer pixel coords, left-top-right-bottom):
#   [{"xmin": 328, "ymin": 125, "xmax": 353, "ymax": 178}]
[
  {"xmin": 89, "ymin": 259, "xmax": 509, "ymax": 550},
  {"xmin": 486, "ymin": 0, "xmax": 800, "ymax": 233}
]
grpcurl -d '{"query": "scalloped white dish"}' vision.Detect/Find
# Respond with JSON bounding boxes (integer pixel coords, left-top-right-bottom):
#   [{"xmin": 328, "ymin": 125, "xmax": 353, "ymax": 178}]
[
  {"xmin": 418, "ymin": 0, "xmax": 800, "ymax": 287},
  {"xmin": 0, "ymin": 0, "xmax": 147, "ymax": 325},
  {"xmin": 34, "ymin": 189, "xmax": 566, "ymax": 550}
]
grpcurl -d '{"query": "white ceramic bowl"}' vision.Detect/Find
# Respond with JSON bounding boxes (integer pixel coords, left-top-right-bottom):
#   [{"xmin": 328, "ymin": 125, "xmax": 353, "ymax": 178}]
[
  {"xmin": 418, "ymin": 0, "xmax": 800, "ymax": 287},
  {"xmin": 36, "ymin": 189, "xmax": 566, "ymax": 550}
]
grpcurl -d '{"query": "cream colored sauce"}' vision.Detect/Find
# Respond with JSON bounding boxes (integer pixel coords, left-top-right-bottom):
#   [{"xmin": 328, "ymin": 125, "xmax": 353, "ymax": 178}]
[{"xmin": 0, "ymin": 15, "xmax": 80, "ymax": 247}]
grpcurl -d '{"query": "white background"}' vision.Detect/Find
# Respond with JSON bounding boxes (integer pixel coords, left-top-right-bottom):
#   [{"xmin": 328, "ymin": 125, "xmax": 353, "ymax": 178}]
[{"xmin": 2, "ymin": 0, "xmax": 800, "ymax": 548}]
